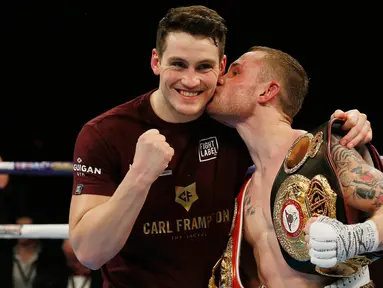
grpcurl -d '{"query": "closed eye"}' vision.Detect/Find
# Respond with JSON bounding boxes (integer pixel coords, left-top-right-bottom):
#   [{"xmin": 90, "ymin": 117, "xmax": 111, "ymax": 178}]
[{"xmin": 228, "ymin": 62, "xmax": 241, "ymax": 77}]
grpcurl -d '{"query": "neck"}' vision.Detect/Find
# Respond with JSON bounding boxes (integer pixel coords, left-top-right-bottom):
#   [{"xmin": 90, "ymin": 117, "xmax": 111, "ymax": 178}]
[{"xmin": 236, "ymin": 109, "xmax": 305, "ymax": 174}]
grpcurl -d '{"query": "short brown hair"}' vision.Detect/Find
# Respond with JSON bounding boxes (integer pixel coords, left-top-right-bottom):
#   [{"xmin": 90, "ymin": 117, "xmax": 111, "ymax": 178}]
[
  {"xmin": 249, "ymin": 46, "xmax": 309, "ymax": 119},
  {"xmin": 156, "ymin": 5, "xmax": 227, "ymax": 61}
]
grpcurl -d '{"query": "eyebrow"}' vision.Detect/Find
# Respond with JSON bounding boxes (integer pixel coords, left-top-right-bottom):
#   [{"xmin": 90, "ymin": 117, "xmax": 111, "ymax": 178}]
[
  {"xmin": 167, "ymin": 57, "xmax": 185, "ymax": 63},
  {"xmin": 167, "ymin": 57, "xmax": 217, "ymax": 66},
  {"xmin": 228, "ymin": 62, "xmax": 241, "ymax": 71}
]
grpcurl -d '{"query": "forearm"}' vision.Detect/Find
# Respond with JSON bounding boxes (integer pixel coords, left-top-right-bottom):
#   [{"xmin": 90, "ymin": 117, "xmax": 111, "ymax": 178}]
[
  {"xmin": 71, "ymin": 169, "xmax": 152, "ymax": 269},
  {"xmin": 370, "ymin": 207, "xmax": 383, "ymax": 251}
]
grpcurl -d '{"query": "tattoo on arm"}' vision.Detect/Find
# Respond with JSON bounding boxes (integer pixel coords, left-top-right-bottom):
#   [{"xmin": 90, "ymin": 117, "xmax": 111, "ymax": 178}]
[
  {"xmin": 244, "ymin": 192, "xmax": 256, "ymax": 216},
  {"xmin": 330, "ymin": 135, "xmax": 383, "ymax": 211}
]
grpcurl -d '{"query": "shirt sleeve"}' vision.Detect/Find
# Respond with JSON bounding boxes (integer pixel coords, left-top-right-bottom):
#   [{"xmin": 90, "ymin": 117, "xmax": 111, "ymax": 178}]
[{"xmin": 72, "ymin": 124, "xmax": 118, "ymax": 197}]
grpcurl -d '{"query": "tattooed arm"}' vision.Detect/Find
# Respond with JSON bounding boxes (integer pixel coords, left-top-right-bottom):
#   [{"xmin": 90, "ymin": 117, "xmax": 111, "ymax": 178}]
[
  {"xmin": 330, "ymin": 134, "xmax": 383, "ymax": 250},
  {"xmin": 330, "ymin": 134, "xmax": 382, "ymax": 213},
  {"xmin": 303, "ymin": 135, "xmax": 383, "ymax": 267}
]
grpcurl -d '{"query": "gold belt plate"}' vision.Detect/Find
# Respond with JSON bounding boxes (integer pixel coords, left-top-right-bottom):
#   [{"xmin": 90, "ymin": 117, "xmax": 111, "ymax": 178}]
[{"xmin": 273, "ymin": 174, "xmax": 337, "ymax": 261}]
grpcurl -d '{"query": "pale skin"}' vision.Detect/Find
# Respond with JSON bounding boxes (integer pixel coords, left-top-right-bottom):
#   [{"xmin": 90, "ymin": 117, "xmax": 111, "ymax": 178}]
[
  {"xmin": 69, "ymin": 130, "xmax": 174, "ymax": 269},
  {"xmin": 242, "ymin": 135, "xmax": 382, "ymax": 288},
  {"xmin": 207, "ymin": 50, "xmax": 374, "ymax": 287},
  {"xmin": 69, "ymin": 32, "xmax": 225, "ymax": 269},
  {"xmin": 62, "ymin": 239, "xmax": 91, "ymax": 276},
  {"xmin": 304, "ymin": 135, "xmax": 383, "ymax": 252}
]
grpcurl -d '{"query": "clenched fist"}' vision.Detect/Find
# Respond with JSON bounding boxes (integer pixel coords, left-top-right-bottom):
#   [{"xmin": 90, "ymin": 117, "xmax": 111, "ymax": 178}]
[{"xmin": 131, "ymin": 129, "xmax": 174, "ymax": 183}]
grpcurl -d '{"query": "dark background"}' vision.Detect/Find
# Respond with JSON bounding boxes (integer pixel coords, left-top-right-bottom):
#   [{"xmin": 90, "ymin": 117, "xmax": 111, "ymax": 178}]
[
  {"xmin": 2, "ymin": 1, "xmax": 382, "ymax": 163},
  {"xmin": 1, "ymin": 0, "xmax": 382, "ymax": 222}
]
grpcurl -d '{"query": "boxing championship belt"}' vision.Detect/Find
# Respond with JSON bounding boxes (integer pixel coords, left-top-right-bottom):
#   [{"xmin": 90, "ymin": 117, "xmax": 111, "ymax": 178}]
[
  {"xmin": 270, "ymin": 118, "xmax": 383, "ymax": 277},
  {"xmin": 209, "ymin": 178, "xmax": 251, "ymax": 288}
]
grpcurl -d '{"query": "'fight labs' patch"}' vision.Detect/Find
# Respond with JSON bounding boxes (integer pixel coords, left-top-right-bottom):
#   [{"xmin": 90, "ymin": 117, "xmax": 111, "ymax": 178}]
[
  {"xmin": 198, "ymin": 136, "xmax": 219, "ymax": 162},
  {"xmin": 75, "ymin": 184, "xmax": 84, "ymax": 195}
]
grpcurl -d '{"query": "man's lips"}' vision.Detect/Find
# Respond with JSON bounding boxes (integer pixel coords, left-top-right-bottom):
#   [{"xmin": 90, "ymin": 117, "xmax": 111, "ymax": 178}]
[{"xmin": 176, "ymin": 89, "xmax": 201, "ymax": 97}]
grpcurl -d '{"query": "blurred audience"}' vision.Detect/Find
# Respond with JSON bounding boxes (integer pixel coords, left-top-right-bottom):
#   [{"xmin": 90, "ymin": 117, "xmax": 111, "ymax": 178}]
[
  {"xmin": 1, "ymin": 216, "xmax": 68, "ymax": 288},
  {"xmin": 12, "ymin": 216, "xmax": 41, "ymax": 288}
]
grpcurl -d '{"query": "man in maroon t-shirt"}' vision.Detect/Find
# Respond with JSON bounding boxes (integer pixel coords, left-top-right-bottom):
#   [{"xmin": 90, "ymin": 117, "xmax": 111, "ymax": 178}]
[{"xmin": 68, "ymin": 6, "xmax": 372, "ymax": 288}]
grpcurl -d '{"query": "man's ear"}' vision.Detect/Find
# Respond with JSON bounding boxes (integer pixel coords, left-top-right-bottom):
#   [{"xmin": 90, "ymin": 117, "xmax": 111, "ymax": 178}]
[
  {"xmin": 257, "ymin": 81, "xmax": 280, "ymax": 103},
  {"xmin": 219, "ymin": 55, "xmax": 227, "ymax": 77},
  {"xmin": 151, "ymin": 48, "xmax": 160, "ymax": 75}
]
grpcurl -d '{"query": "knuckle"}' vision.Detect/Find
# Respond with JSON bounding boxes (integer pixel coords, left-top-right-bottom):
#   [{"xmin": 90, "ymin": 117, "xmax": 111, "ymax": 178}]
[
  {"xmin": 354, "ymin": 132, "xmax": 364, "ymax": 140},
  {"xmin": 341, "ymin": 135, "xmax": 350, "ymax": 143},
  {"xmin": 138, "ymin": 133, "xmax": 145, "ymax": 141},
  {"xmin": 150, "ymin": 141, "xmax": 158, "ymax": 150},
  {"xmin": 350, "ymin": 117, "xmax": 357, "ymax": 125},
  {"xmin": 145, "ymin": 128, "xmax": 158, "ymax": 135},
  {"xmin": 164, "ymin": 146, "xmax": 174, "ymax": 156},
  {"xmin": 349, "ymin": 128, "xmax": 359, "ymax": 136},
  {"xmin": 361, "ymin": 126, "xmax": 368, "ymax": 135},
  {"xmin": 140, "ymin": 136, "xmax": 150, "ymax": 145}
]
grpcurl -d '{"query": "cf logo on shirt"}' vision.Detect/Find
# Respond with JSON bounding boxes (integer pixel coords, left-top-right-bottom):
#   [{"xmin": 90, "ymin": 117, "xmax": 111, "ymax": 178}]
[
  {"xmin": 179, "ymin": 191, "xmax": 193, "ymax": 202},
  {"xmin": 175, "ymin": 183, "xmax": 198, "ymax": 212}
]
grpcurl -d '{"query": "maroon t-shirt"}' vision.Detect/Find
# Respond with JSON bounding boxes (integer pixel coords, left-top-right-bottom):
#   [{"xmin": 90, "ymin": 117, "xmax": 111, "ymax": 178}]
[{"xmin": 72, "ymin": 90, "xmax": 252, "ymax": 287}]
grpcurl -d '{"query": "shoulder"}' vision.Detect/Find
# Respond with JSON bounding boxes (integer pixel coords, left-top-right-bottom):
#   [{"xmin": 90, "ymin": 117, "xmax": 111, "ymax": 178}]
[
  {"xmin": 80, "ymin": 91, "xmax": 152, "ymax": 138},
  {"xmin": 88, "ymin": 94, "xmax": 146, "ymax": 128}
]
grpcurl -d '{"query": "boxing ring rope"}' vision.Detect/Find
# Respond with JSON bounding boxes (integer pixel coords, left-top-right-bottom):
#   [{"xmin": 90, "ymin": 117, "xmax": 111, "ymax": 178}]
[
  {"xmin": 0, "ymin": 161, "xmax": 72, "ymax": 175},
  {"xmin": 0, "ymin": 161, "xmax": 72, "ymax": 239},
  {"xmin": 1, "ymin": 157, "xmax": 383, "ymax": 239},
  {"xmin": 1, "ymin": 157, "xmax": 383, "ymax": 175},
  {"xmin": 0, "ymin": 224, "xmax": 69, "ymax": 239}
]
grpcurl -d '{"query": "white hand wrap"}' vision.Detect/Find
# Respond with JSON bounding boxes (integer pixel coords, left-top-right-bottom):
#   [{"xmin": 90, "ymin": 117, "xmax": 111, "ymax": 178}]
[{"xmin": 309, "ymin": 216, "xmax": 379, "ymax": 268}]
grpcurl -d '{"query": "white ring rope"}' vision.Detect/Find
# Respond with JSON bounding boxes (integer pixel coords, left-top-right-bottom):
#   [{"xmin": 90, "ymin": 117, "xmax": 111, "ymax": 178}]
[
  {"xmin": 0, "ymin": 224, "xmax": 69, "ymax": 239},
  {"xmin": 0, "ymin": 161, "xmax": 72, "ymax": 175},
  {"xmin": 0, "ymin": 157, "xmax": 382, "ymax": 175},
  {"xmin": 0, "ymin": 155, "xmax": 381, "ymax": 239}
]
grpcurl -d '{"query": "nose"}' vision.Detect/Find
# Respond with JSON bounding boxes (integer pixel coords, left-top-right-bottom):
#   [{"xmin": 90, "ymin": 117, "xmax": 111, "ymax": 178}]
[{"xmin": 181, "ymin": 69, "xmax": 201, "ymax": 88}]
